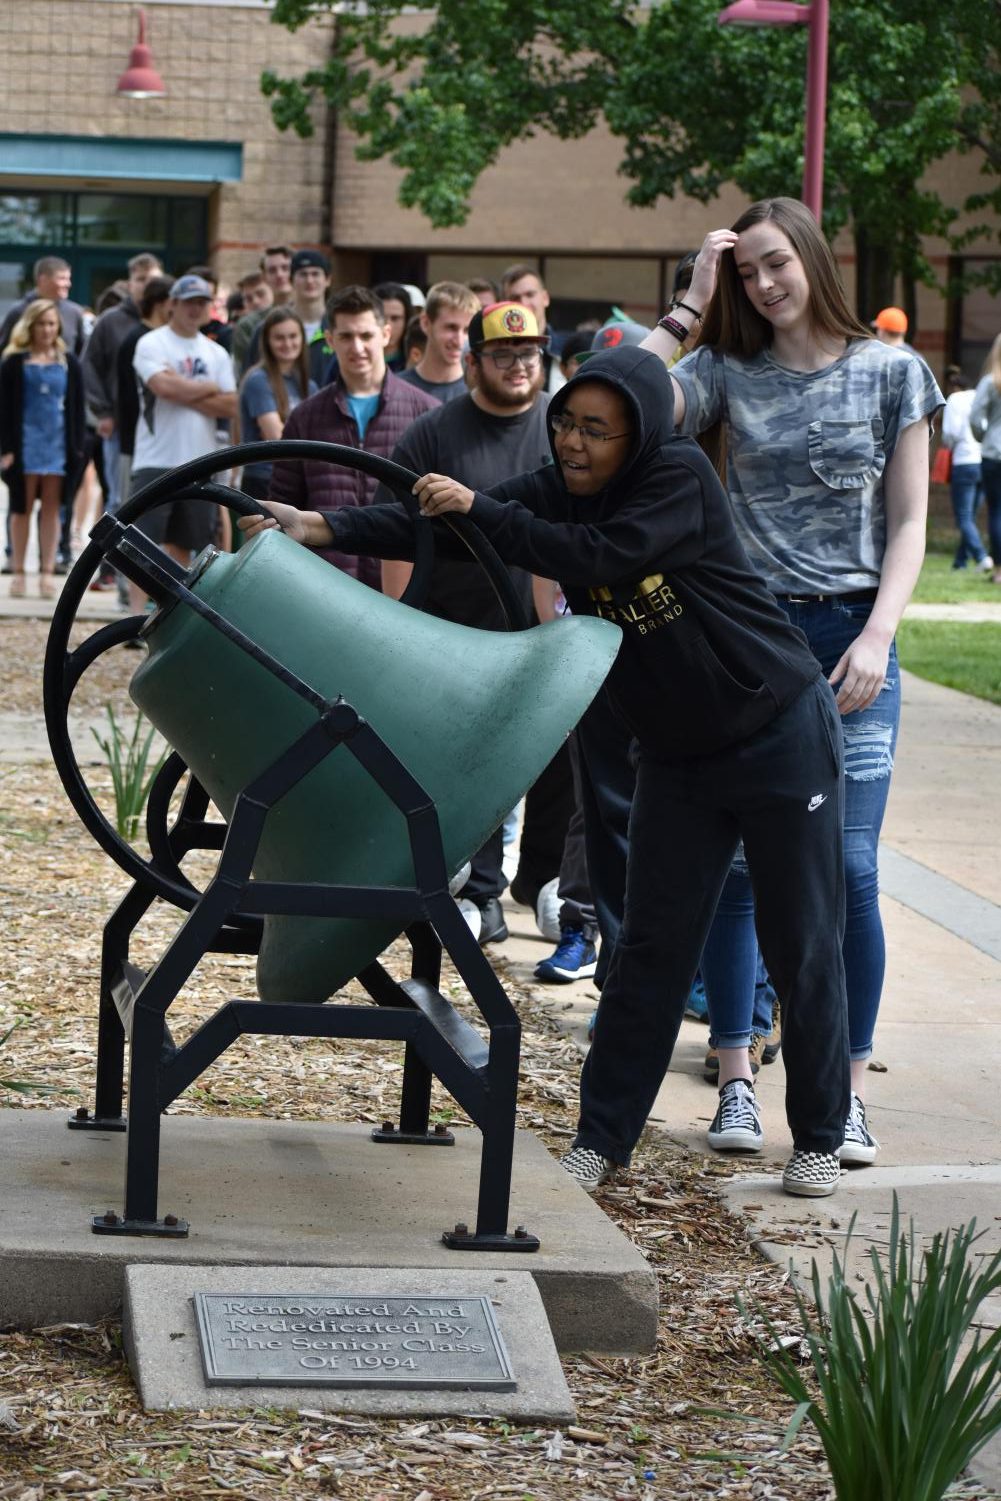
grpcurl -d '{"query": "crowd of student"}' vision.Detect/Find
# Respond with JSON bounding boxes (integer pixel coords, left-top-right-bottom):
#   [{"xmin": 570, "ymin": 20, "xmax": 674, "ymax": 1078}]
[
  {"xmin": 0, "ymin": 250, "xmax": 572, "ymax": 578},
  {"xmin": 0, "ymin": 206, "xmax": 977, "ymax": 1200}
]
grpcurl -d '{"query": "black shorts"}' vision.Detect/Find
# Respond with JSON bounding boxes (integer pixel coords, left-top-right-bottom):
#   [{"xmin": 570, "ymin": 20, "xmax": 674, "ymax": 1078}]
[{"xmin": 128, "ymin": 467, "xmax": 219, "ymax": 552}]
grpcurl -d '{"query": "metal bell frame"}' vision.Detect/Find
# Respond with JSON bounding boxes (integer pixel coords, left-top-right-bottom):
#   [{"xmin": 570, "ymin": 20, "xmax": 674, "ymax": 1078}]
[{"xmin": 43, "ymin": 441, "xmax": 540, "ymax": 1251}]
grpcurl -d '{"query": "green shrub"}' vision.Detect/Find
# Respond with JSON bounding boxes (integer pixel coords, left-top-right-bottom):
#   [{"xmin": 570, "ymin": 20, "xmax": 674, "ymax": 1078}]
[
  {"xmin": 760, "ymin": 1195, "xmax": 1001, "ymax": 1501},
  {"xmin": 91, "ymin": 703, "xmax": 168, "ymax": 841}
]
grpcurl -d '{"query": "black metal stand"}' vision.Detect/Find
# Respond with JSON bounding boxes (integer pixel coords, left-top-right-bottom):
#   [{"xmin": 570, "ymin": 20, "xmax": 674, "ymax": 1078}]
[{"xmin": 42, "ymin": 444, "xmax": 540, "ymax": 1252}]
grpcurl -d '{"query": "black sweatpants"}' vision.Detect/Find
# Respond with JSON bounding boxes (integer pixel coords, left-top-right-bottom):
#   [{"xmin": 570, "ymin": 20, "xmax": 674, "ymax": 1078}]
[{"xmin": 576, "ymin": 676, "xmax": 850, "ymax": 1161}]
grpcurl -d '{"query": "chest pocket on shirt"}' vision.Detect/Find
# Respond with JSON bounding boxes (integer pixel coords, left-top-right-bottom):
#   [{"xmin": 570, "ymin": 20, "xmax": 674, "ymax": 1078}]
[{"xmin": 807, "ymin": 418, "xmax": 885, "ymax": 490}]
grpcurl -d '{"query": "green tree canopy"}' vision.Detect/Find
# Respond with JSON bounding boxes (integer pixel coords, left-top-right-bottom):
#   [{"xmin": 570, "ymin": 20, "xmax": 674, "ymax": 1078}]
[{"xmin": 265, "ymin": 0, "xmax": 1000, "ymax": 314}]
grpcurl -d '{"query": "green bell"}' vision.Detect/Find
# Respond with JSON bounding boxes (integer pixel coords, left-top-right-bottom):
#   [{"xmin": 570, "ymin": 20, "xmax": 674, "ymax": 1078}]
[{"xmin": 129, "ymin": 531, "xmax": 620, "ymax": 1002}]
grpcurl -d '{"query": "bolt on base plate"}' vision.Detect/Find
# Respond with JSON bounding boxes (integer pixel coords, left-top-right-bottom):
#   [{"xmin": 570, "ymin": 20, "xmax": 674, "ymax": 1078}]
[
  {"xmin": 68, "ymin": 1109, "xmax": 127, "ymax": 1133},
  {"xmin": 441, "ymin": 1223, "xmax": 540, "ymax": 1252},
  {"xmin": 371, "ymin": 1120, "xmax": 455, "ymax": 1145},
  {"xmin": 91, "ymin": 1212, "xmax": 189, "ymax": 1237}
]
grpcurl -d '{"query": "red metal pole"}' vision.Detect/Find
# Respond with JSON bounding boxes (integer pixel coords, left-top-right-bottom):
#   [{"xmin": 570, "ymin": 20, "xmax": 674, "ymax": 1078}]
[{"xmin": 802, "ymin": 0, "xmax": 829, "ymax": 219}]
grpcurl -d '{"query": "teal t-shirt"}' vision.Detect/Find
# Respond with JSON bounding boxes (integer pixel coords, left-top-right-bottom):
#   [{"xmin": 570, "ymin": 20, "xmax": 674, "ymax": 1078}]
[{"xmin": 347, "ymin": 393, "xmax": 380, "ymax": 441}]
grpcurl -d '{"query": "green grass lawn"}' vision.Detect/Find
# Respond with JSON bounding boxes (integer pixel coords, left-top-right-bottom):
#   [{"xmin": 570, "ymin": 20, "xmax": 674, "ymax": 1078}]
[
  {"xmin": 912, "ymin": 485, "xmax": 997, "ymax": 603},
  {"xmin": 896, "ymin": 619, "xmax": 1001, "ymax": 706},
  {"xmin": 883, "ymin": 488, "xmax": 1001, "ymax": 704},
  {"xmin": 909, "ymin": 550, "xmax": 998, "ymax": 604}
]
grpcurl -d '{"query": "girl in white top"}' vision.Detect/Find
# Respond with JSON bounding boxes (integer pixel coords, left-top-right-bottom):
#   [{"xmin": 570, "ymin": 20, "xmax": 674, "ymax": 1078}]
[{"xmin": 940, "ymin": 366, "xmax": 990, "ymax": 573}]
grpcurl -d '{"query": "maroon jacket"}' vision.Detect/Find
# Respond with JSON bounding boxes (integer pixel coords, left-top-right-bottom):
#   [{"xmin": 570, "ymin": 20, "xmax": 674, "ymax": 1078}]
[{"xmin": 268, "ymin": 370, "xmax": 439, "ymax": 589}]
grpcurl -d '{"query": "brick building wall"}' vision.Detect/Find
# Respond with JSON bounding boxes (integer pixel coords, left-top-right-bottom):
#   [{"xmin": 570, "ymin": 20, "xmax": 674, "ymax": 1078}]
[
  {"xmin": 0, "ymin": 0, "xmax": 334, "ymax": 290},
  {"xmin": 1, "ymin": 0, "xmax": 996, "ymax": 373}
]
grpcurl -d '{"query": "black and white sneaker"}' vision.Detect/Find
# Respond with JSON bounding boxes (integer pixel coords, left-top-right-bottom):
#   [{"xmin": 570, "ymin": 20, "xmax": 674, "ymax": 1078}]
[
  {"xmin": 839, "ymin": 1092, "xmax": 879, "ymax": 1165},
  {"xmin": 706, "ymin": 1077, "xmax": 763, "ymax": 1152},
  {"xmin": 560, "ymin": 1145, "xmax": 615, "ymax": 1191},
  {"xmin": 782, "ymin": 1150, "xmax": 841, "ymax": 1197}
]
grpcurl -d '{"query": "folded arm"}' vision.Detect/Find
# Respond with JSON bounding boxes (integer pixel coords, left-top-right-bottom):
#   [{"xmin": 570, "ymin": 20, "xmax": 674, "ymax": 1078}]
[
  {"xmin": 191, "ymin": 391, "xmax": 238, "ymax": 419},
  {"xmin": 147, "ymin": 369, "xmax": 222, "ymax": 405}
]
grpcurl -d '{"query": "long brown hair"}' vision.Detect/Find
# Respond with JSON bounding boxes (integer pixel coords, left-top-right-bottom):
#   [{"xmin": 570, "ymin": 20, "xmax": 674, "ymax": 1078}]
[
  {"xmin": 252, "ymin": 306, "xmax": 310, "ymax": 422},
  {"xmin": 699, "ymin": 197, "xmax": 870, "ymax": 359}
]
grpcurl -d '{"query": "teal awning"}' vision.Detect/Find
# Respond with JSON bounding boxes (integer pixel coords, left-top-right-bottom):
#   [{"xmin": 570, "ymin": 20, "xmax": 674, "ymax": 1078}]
[{"xmin": 0, "ymin": 135, "xmax": 243, "ymax": 183}]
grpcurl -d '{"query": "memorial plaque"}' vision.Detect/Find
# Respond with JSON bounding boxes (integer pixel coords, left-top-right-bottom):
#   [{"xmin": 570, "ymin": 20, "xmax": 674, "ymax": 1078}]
[{"xmin": 194, "ymin": 1292, "xmax": 515, "ymax": 1390}]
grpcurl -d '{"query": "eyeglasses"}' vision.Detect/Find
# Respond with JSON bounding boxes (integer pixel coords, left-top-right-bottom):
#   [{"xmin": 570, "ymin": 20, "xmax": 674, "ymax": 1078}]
[
  {"xmin": 479, "ymin": 347, "xmax": 543, "ymax": 370},
  {"xmin": 550, "ymin": 413, "xmax": 632, "ymax": 445}
]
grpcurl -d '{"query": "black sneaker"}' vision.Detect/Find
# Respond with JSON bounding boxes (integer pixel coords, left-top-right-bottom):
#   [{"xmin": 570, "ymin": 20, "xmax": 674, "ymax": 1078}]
[
  {"xmin": 839, "ymin": 1092, "xmax": 879, "ymax": 1165},
  {"xmin": 476, "ymin": 896, "xmax": 508, "ymax": 946},
  {"xmin": 706, "ymin": 1077, "xmax": 763, "ymax": 1153}
]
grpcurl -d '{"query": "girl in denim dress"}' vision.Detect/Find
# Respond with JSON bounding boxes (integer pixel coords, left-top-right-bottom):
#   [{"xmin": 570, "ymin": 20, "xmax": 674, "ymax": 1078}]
[{"xmin": 0, "ymin": 298, "xmax": 85, "ymax": 598}]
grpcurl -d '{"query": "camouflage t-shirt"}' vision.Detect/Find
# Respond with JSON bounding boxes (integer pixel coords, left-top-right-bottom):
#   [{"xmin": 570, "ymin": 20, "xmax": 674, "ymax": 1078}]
[{"xmin": 672, "ymin": 339, "xmax": 943, "ymax": 595}]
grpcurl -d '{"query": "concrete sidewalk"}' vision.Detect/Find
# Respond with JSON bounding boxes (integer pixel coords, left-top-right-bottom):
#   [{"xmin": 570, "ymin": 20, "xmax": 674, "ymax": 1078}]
[
  {"xmin": 499, "ymin": 667, "xmax": 1001, "ymax": 1491},
  {"xmin": 4, "ymin": 577, "xmax": 1001, "ymax": 1484}
]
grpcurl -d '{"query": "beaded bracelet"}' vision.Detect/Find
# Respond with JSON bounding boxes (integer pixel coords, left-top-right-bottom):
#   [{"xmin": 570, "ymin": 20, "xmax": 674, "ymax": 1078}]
[
  {"xmin": 657, "ymin": 314, "xmax": 692, "ymax": 343},
  {"xmin": 671, "ymin": 298, "xmax": 704, "ymax": 322}
]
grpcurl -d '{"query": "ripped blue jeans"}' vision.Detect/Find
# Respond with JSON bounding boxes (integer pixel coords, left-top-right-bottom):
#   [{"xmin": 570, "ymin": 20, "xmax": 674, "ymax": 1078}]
[{"xmin": 701, "ymin": 596, "xmax": 899, "ymax": 1061}]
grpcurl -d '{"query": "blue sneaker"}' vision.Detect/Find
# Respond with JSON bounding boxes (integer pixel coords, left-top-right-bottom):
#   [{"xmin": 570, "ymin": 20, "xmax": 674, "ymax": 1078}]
[
  {"xmin": 535, "ymin": 928, "xmax": 598, "ymax": 983},
  {"xmin": 685, "ymin": 974, "xmax": 709, "ymax": 1022}
]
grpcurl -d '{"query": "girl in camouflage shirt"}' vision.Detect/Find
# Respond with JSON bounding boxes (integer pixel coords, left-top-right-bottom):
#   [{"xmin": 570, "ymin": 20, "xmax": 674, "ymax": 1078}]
[{"xmin": 645, "ymin": 197, "xmax": 942, "ymax": 1171}]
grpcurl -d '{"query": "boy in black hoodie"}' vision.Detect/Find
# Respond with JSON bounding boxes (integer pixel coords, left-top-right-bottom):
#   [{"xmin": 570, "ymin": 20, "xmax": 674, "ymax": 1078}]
[{"xmin": 240, "ymin": 346, "xmax": 850, "ymax": 1198}]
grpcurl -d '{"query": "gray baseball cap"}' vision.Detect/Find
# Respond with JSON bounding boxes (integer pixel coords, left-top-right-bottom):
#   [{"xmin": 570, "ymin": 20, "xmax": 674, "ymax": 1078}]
[
  {"xmin": 170, "ymin": 274, "xmax": 214, "ymax": 301},
  {"xmin": 584, "ymin": 318, "xmax": 652, "ymax": 356}
]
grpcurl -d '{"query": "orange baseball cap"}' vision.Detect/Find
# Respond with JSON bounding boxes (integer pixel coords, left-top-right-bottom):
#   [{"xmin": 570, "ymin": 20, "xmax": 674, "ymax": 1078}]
[{"xmin": 873, "ymin": 306, "xmax": 908, "ymax": 334}]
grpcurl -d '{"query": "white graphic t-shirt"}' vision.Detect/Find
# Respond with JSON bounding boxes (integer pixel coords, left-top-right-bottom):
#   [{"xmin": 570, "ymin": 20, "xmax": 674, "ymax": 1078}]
[{"xmin": 132, "ymin": 324, "xmax": 236, "ymax": 470}]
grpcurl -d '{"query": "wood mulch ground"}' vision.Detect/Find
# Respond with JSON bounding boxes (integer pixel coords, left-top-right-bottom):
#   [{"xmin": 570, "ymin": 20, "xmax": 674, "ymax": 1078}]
[{"xmin": 0, "ymin": 618, "xmax": 994, "ymax": 1500}]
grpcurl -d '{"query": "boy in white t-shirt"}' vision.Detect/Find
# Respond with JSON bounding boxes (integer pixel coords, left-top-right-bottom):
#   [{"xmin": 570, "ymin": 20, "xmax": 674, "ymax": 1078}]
[{"xmin": 130, "ymin": 274, "xmax": 237, "ymax": 588}]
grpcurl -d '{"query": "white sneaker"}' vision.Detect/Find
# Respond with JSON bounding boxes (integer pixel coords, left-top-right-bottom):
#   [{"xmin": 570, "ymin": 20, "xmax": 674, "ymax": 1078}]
[
  {"xmin": 535, "ymin": 877, "xmax": 561, "ymax": 943},
  {"xmin": 839, "ymin": 1091, "xmax": 879, "ymax": 1165},
  {"xmin": 458, "ymin": 898, "xmax": 481, "ymax": 941},
  {"xmin": 706, "ymin": 1077, "xmax": 763, "ymax": 1153},
  {"xmin": 978, "ymin": 555, "xmax": 995, "ymax": 573}
]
